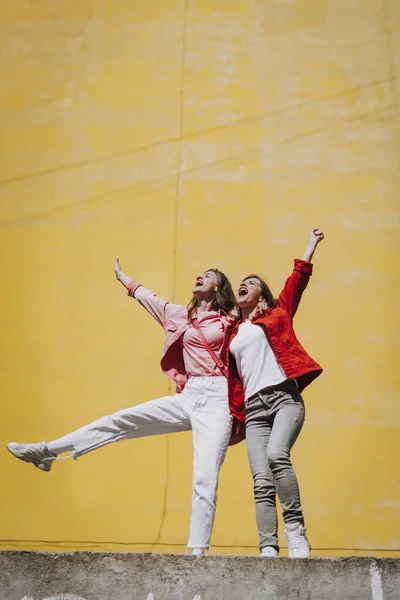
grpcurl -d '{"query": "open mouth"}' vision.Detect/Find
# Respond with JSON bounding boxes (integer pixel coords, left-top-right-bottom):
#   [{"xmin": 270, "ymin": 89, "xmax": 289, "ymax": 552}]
[
  {"xmin": 194, "ymin": 278, "xmax": 203, "ymax": 288},
  {"xmin": 238, "ymin": 287, "xmax": 248, "ymax": 296}
]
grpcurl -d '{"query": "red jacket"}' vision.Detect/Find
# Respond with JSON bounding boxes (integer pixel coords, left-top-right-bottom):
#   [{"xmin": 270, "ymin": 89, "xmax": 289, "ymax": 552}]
[{"xmin": 227, "ymin": 259, "xmax": 322, "ymax": 422}]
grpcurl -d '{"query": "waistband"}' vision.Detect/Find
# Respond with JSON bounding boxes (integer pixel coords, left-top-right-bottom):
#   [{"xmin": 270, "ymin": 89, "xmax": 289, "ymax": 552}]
[
  {"xmin": 246, "ymin": 378, "xmax": 298, "ymax": 403},
  {"xmin": 187, "ymin": 375, "xmax": 227, "ymax": 383}
]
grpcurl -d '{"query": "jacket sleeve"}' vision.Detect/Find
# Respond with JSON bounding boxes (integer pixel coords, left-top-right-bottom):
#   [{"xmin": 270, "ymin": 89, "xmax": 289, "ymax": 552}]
[
  {"xmin": 277, "ymin": 259, "xmax": 313, "ymax": 319},
  {"xmin": 127, "ymin": 281, "xmax": 186, "ymax": 326}
]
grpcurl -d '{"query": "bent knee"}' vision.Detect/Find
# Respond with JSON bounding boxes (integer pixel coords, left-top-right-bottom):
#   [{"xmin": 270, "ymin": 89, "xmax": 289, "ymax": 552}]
[
  {"xmin": 267, "ymin": 446, "xmax": 290, "ymax": 468},
  {"xmin": 193, "ymin": 470, "xmax": 218, "ymax": 493}
]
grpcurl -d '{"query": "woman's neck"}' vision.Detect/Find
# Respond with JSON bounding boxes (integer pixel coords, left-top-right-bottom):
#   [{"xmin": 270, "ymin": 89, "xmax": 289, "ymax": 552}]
[
  {"xmin": 197, "ymin": 299, "xmax": 215, "ymax": 313},
  {"xmin": 240, "ymin": 305, "xmax": 258, "ymax": 322}
]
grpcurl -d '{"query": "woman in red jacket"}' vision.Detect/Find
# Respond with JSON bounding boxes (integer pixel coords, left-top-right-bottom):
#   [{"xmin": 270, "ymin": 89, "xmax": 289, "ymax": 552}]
[{"xmin": 228, "ymin": 229, "xmax": 324, "ymax": 558}]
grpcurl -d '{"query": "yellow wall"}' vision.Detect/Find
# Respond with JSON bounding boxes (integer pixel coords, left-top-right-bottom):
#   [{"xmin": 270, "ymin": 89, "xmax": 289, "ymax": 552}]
[{"xmin": 1, "ymin": 0, "xmax": 399, "ymax": 557}]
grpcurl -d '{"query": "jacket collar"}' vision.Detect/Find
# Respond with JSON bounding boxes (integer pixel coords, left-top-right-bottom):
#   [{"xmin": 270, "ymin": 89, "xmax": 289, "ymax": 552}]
[{"xmin": 231, "ymin": 309, "xmax": 265, "ymax": 333}]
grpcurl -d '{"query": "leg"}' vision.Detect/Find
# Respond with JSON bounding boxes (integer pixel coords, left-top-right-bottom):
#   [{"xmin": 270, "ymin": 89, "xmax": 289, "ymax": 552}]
[
  {"xmin": 186, "ymin": 378, "xmax": 232, "ymax": 550},
  {"xmin": 245, "ymin": 400, "xmax": 279, "ymax": 553},
  {"xmin": 267, "ymin": 397, "xmax": 305, "ymax": 527},
  {"xmin": 266, "ymin": 387, "xmax": 310, "ymax": 557},
  {"xmin": 65, "ymin": 393, "xmax": 192, "ymax": 458},
  {"xmin": 7, "ymin": 393, "xmax": 191, "ymax": 470}
]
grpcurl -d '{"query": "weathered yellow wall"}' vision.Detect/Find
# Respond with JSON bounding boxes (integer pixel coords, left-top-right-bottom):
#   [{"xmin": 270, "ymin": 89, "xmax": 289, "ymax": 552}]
[{"xmin": 1, "ymin": 0, "xmax": 399, "ymax": 557}]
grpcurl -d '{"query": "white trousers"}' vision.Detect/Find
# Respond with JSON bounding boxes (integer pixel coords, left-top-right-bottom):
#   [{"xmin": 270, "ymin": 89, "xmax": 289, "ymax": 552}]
[{"xmin": 63, "ymin": 376, "xmax": 233, "ymax": 549}]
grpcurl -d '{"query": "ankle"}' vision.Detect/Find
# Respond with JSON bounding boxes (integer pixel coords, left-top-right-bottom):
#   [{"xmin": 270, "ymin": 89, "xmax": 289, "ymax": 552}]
[{"xmin": 285, "ymin": 521, "xmax": 304, "ymax": 532}]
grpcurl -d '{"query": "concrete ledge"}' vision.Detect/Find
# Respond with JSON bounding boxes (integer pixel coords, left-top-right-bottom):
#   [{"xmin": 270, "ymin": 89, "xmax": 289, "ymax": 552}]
[{"xmin": 0, "ymin": 551, "xmax": 399, "ymax": 600}]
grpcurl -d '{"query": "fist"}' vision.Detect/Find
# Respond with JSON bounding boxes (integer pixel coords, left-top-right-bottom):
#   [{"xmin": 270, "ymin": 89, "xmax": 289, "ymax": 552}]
[{"xmin": 310, "ymin": 228, "xmax": 324, "ymax": 244}]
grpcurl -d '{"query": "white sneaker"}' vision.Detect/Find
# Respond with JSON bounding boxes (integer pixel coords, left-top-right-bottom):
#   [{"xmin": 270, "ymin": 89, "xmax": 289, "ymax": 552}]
[
  {"xmin": 191, "ymin": 548, "xmax": 205, "ymax": 556},
  {"xmin": 285, "ymin": 525, "xmax": 310, "ymax": 558},
  {"xmin": 7, "ymin": 441, "xmax": 56, "ymax": 472},
  {"xmin": 260, "ymin": 546, "xmax": 279, "ymax": 557}
]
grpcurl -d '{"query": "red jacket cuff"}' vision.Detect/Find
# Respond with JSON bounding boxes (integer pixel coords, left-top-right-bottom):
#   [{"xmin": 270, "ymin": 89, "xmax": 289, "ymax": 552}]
[
  {"xmin": 127, "ymin": 281, "xmax": 143, "ymax": 297},
  {"xmin": 293, "ymin": 258, "xmax": 313, "ymax": 276}
]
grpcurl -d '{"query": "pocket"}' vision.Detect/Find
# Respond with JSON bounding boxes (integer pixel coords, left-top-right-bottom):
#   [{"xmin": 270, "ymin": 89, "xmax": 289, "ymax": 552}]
[
  {"xmin": 210, "ymin": 382, "xmax": 228, "ymax": 403},
  {"xmin": 211, "ymin": 377, "xmax": 228, "ymax": 387}
]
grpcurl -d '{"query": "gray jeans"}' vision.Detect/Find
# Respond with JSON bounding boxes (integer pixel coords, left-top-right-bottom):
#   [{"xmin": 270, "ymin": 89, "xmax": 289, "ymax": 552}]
[{"xmin": 245, "ymin": 378, "xmax": 305, "ymax": 551}]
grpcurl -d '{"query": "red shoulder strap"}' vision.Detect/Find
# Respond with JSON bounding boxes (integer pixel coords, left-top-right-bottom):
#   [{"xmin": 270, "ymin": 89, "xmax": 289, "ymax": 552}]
[{"xmin": 191, "ymin": 320, "xmax": 228, "ymax": 378}]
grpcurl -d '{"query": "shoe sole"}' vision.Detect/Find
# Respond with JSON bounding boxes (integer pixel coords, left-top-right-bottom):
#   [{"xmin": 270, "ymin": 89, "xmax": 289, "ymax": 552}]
[{"xmin": 288, "ymin": 551, "xmax": 311, "ymax": 559}]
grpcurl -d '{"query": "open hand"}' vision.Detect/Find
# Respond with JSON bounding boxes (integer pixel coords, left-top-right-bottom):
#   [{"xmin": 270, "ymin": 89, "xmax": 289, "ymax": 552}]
[{"xmin": 114, "ymin": 258, "xmax": 122, "ymax": 279}]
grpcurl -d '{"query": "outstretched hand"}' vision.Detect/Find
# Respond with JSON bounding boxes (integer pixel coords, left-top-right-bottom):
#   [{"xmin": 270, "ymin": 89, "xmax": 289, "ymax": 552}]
[
  {"xmin": 114, "ymin": 258, "xmax": 122, "ymax": 279},
  {"xmin": 114, "ymin": 258, "xmax": 132, "ymax": 289}
]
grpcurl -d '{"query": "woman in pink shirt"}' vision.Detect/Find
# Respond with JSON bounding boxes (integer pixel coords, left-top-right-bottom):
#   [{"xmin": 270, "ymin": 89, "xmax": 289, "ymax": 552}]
[{"xmin": 7, "ymin": 262, "xmax": 236, "ymax": 555}]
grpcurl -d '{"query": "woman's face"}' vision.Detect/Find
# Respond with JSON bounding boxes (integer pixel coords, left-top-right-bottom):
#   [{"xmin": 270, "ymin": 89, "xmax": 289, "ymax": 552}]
[
  {"xmin": 192, "ymin": 270, "xmax": 219, "ymax": 295},
  {"xmin": 236, "ymin": 277, "xmax": 262, "ymax": 308}
]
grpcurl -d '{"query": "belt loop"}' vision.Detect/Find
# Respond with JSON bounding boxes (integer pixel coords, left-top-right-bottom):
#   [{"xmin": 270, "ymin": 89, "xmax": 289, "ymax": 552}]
[{"xmin": 260, "ymin": 394, "xmax": 268, "ymax": 411}]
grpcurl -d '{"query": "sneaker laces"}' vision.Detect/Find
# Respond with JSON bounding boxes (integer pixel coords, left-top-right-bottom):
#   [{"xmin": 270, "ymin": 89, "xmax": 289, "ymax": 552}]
[
  {"xmin": 19, "ymin": 442, "xmax": 52, "ymax": 462},
  {"xmin": 55, "ymin": 454, "xmax": 73, "ymax": 461},
  {"xmin": 39, "ymin": 442, "xmax": 73, "ymax": 462}
]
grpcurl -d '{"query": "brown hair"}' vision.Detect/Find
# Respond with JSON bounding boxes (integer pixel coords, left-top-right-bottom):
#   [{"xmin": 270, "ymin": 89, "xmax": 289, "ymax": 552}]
[{"xmin": 187, "ymin": 269, "xmax": 236, "ymax": 322}]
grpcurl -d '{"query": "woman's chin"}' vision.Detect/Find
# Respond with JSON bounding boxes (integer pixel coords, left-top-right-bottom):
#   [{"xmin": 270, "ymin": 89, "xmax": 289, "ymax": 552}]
[{"xmin": 237, "ymin": 300, "xmax": 253, "ymax": 309}]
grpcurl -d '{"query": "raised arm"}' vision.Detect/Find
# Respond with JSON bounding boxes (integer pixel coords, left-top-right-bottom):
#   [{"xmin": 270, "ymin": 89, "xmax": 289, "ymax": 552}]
[
  {"xmin": 114, "ymin": 258, "xmax": 131, "ymax": 289},
  {"xmin": 114, "ymin": 258, "xmax": 171, "ymax": 326},
  {"xmin": 278, "ymin": 229, "xmax": 324, "ymax": 318},
  {"xmin": 302, "ymin": 228, "xmax": 324, "ymax": 262}
]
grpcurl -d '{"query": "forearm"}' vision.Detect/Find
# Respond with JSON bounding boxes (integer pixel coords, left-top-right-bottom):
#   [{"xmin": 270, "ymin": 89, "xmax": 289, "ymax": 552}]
[
  {"xmin": 302, "ymin": 242, "xmax": 318, "ymax": 263},
  {"xmin": 116, "ymin": 271, "xmax": 132, "ymax": 289},
  {"xmin": 302, "ymin": 228, "xmax": 324, "ymax": 262}
]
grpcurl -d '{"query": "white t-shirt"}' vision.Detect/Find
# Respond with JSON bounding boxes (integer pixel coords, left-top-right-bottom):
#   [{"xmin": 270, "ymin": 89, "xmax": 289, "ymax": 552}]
[{"xmin": 230, "ymin": 320, "xmax": 287, "ymax": 400}]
